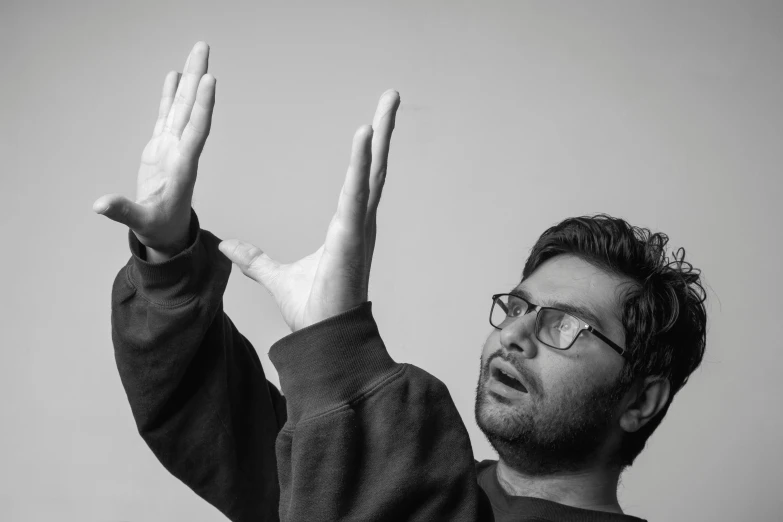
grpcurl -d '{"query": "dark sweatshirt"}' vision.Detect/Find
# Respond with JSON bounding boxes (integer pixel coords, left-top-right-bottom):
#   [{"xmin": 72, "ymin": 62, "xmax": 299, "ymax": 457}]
[{"xmin": 111, "ymin": 209, "xmax": 647, "ymax": 522}]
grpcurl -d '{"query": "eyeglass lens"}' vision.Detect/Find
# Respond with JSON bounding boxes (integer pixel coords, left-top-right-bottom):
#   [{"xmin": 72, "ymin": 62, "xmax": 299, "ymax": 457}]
[{"xmin": 491, "ymin": 294, "xmax": 583, "ymax": 349}]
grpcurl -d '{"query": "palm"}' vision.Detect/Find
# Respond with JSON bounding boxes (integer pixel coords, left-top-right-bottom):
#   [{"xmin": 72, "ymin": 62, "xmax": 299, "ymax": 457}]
[
  {"xmin": 243, "ymin": 235, "xmax": 368, "ymax": 334},
  {"xmin": 132, "ymin": 133, "xmax": 196, "ymax": 246},
  {"xmin": 137, "ymin": 132, "xmax": 193, "ymax": 204},
  {"xmin": 274, "ymin": 248, "xmax": 323, "ymax": 332}
]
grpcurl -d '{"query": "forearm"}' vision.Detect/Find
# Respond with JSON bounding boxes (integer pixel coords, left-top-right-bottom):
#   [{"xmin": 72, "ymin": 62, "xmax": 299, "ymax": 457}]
[
  {"xmin": 112, "ymin": 210, "xmax": 285, "ymax": 522},
  {"xmin": 270, "ymin": 304, "xmax": 491, "ymax": 521}
]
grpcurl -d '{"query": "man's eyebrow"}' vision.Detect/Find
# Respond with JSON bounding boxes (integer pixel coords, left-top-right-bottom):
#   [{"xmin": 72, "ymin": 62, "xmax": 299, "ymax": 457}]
[{"xmin": 510, "ymin": 287, "xmax": 606, "ymax": 330}]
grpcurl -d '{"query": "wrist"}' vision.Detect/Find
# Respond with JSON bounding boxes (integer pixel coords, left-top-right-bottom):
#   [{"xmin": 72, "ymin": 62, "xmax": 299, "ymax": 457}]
[
  {"xmin": 145, "ymin": 234, "xmax": 191, "ymax": 262},
  {"xmin": 139, "ymin": 211, "xmax": 195, "ymax": 263},
  {"xmin": 145, "ymin": 246, "xmax": 177, "ymax": 263}
]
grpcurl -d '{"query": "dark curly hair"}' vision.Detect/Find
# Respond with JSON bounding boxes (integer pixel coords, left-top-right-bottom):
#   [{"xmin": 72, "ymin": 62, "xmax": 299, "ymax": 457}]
[{"xmin": 521, "ymin": 214, "xmax": 707, "ymax": 468}]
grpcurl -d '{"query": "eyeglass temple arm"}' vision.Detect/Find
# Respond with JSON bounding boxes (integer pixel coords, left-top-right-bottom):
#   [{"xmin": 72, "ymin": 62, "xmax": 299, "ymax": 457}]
[{"xmin": 585, "ymin": 326, "xmax": 626, "ymax": 357}]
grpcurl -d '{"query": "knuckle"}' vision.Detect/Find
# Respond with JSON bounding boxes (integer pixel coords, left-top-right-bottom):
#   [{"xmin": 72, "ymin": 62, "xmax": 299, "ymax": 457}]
[
  {"xmin": 371, "ymin": 167, "xmax": 387, "ymax": 181},
  {"xmin": 246, "ymin": 246, "xmax": 263, "ymax": 261},
  {"xmin": 341, "ymin": 187, "xmax": 369, "ymax": 208}
]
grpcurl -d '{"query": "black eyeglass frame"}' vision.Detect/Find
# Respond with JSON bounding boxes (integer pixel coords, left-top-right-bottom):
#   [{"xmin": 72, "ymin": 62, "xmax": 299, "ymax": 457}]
[{"xmin": 490, "ymin": 293, "xmax": 626, "ymax": 357}]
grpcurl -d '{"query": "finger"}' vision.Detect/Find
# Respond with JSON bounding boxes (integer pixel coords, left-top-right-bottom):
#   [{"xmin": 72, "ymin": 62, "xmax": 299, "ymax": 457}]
[
  {"xmin": 364, "ymin": 220, "xmax": 377, "ymax": 291},
  {"xmin": 179, "ymin": 74, "xmax": 216, "ymax": 159},
  {"xmin": 92, "ymin": 194, "xmax": 148, "ymax": 230},
  {"xmin": 152, "ymin": 71, "xmax": 181, "ymax": 138},
  {"xmin": 218, "ymin": 239, "xmax": 281, "ymax": 293},
  {"xmin": 364, "ymin": 90, "xmax": 400, "ymax": 285},
  {"xmin": 333, "ymin": 125, "xmax": 374, "ymax": 238},
  {"xmin": 367, "ymin": 90, "xmax": 400, "ymax": 220},
  {"xmin": 164, "ymin": 41, "xmax": 210, "ymax": 138}
]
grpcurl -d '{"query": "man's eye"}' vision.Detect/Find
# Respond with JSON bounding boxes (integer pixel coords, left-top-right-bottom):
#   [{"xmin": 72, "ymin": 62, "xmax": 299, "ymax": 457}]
[
  {"xmin": 556, "ymin": 318, "xmax": 578, "ymax": 332},
  {"xmin": 509, "ymin": 305, "xmax": 523, "ymax": 317}
]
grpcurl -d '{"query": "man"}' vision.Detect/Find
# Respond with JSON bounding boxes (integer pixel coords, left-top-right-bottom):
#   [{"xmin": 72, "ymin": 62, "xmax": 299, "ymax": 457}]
[{"xmin": 94, "ymin": 43, "xmax": 706, "ymax": 521}]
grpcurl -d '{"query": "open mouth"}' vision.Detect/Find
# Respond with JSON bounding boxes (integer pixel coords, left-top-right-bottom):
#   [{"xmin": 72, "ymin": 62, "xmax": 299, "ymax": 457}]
[{"xmin": 489, "ymin": 359, "xmax": 528, "ymax": 394}]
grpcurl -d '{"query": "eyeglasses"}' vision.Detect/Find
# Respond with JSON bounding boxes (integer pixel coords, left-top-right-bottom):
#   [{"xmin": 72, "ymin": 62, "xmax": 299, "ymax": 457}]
[{"xmin": 490, "ymin": 293, "xmax": 626, "ymax": 357}]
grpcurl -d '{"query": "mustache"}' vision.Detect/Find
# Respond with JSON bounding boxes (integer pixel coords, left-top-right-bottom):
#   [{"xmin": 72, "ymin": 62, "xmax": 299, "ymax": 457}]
[{"xmin": 483, "ymin": 350, "xmax": 541, "ymax": 396}]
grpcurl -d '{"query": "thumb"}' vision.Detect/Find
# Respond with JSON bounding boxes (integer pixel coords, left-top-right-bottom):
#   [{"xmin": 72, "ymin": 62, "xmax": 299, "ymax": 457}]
[
  {"xmin": 92, "ymin": 194, "xmax": 147, "ymax": 230},
  {"xmin": 218, "ymin": 239, "xmax": 281, "ymax": 293}
]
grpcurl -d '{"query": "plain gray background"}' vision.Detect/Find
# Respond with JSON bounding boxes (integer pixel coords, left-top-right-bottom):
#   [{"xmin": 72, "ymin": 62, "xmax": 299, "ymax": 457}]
[{"xmin": 3, "ymin": 1, "xmax": 782, "ymax": 521}]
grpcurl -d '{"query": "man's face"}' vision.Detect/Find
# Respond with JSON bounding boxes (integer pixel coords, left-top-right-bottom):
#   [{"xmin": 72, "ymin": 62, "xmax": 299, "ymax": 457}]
[{"xmin": 475, "ymin": 254, "xmax": 630, "ymax": 474}]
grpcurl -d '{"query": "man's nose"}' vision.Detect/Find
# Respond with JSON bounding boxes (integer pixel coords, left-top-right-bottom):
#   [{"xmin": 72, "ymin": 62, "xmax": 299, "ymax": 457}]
[{"xmin": 498, "ymin": 311, "xmax": 539, "ymax": 358}]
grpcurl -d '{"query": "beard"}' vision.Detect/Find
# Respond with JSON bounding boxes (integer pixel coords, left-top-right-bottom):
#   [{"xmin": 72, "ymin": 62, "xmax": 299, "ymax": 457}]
[{"xmin": 474, "ymin": 353, "xmax": 629, "ymax": 475}]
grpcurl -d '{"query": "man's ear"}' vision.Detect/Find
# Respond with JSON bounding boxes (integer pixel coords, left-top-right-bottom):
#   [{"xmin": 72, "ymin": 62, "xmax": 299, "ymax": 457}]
[{"xmin": 619, "ymin": 376, "xmax": 671, "ymax": 433}]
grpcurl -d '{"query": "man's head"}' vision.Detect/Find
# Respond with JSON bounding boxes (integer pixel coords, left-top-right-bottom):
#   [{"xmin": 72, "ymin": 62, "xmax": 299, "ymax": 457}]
[{"xmin": 475, "ymin": 215, "xmax": 707, "ymax": 474}]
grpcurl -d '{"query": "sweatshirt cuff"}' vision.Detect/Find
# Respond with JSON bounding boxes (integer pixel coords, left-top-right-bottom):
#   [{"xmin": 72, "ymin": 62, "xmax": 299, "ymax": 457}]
[
  {"xmin": 268, "ymin": 302, "xmax": 399, "ymax": 425},
  {"xmin": 126, "ymin": 208, "xmax": 230, "ymax": 306}
]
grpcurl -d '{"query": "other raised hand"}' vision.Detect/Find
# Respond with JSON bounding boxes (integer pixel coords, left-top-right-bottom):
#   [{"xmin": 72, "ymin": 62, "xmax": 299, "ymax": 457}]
[{"xmin": 218, "ymin": 90, "xmax": 401, "ymax": 332}]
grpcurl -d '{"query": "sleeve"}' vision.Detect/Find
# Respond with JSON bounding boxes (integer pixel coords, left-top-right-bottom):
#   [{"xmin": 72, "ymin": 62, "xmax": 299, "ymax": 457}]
[
  {"xmin": 269, "ymin": 303, "xmax": 494, "ymax": 522},
  {"xmin": 111, "ymin": 209, "xmax": 286, "ymax": 522}
]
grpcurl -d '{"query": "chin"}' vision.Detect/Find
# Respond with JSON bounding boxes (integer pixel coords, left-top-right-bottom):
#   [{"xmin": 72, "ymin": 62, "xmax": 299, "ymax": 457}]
[
  {"xmin": 475, "ymin": 378, "xmax": 621, "ymax": 475},
  {"xmin": 474, "ymin": 383, "xmax": 531, "ymax": 441}
]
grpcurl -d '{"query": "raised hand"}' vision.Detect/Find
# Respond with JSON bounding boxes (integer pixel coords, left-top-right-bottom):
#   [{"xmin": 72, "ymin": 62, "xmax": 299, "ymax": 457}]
[
  {"xmin": 92, "ymin": 42, "xmax": 216, "ymax": 261},
  {"xmin": 218, "ymin": 90, "xmax": 401, "ymax": 332}
]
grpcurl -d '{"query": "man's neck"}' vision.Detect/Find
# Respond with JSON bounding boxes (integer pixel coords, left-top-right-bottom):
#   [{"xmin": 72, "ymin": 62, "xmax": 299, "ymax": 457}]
[{"xmin": 495, "ymin": 458, "xmax": 623, "ymax": 515}]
